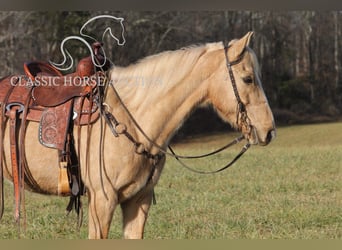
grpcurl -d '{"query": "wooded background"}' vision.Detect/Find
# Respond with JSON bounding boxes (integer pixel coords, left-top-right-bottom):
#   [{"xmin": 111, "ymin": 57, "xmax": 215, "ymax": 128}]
[{"xmin": 0, "ymin": 11, "xmax": 341, "ymax": 134}]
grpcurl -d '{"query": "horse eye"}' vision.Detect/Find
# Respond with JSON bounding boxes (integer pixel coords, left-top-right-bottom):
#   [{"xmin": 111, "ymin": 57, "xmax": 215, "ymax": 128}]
[{"xmin": 243, "ymin": 76, "xmax": 253, "ymax": 84}]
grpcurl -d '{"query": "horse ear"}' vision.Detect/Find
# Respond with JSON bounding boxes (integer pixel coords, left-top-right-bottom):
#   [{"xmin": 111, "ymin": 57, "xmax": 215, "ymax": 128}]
[{"xmin": 228, "ymin": 31, "xmax": 254, "ymax": 61}]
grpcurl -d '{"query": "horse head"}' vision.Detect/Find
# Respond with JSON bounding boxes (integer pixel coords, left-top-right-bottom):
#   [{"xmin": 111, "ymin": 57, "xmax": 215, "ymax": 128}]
[
  {"xmin": 208, "ymin": 32, "xmax": 276, "ymax": 146},
  {"xmin": 80, "ymin": 15, "xmax": 126, "ymax": 46}
]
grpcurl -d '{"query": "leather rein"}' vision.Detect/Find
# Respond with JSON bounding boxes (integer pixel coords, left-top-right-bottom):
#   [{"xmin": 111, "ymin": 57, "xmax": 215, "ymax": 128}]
[{"xmin": 102, "ymin": 42, "xmax": 252, "ymax": 174}]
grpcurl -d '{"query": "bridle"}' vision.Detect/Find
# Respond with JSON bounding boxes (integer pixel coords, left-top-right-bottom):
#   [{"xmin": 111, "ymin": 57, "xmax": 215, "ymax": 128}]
[
  {"xmin": 224, "ymin": 44, "xmax": 254, "ymax": 137},
  {"xmin": 101, "ymin": 42, "xmax": 253, "ymax": 175},
  {"xmin": 166, "ymin": 43, "xmax": 254, "ymax": 174}
]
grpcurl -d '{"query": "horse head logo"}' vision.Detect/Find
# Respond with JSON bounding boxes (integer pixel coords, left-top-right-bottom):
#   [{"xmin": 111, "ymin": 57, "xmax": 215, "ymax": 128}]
[{"xmin": 50, "ymin": 15, "xmax": 126, "ymax": 71}]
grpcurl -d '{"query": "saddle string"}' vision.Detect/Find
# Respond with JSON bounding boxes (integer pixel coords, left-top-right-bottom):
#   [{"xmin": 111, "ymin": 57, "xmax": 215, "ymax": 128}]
[
  {"xmin": 8, "ymin": 106, "xmax": 23, "ymax": 233},
  {"xmin": 17, "ymin": 86, "xmax": 34, "ymax": 232},
  {"xmin": 93, "ymin": 59, "xmax": 116, "ymax": 202},
  {"xmin": 20, "ymin": 86, "xmax": 51, "ymax": 186},
  {"xmin": 0, "ymin": 76, "xmax": 18, "ymax": 220},
  {"xmin": 63, "ymin": 106, "xmax": 84, "ymax": 227}
]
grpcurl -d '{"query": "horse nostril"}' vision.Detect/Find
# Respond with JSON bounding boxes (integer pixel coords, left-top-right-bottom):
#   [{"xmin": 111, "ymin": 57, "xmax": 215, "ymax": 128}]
[{"xmin": 266, "ymin": 129, "xmax": 276, "ymax": 143}]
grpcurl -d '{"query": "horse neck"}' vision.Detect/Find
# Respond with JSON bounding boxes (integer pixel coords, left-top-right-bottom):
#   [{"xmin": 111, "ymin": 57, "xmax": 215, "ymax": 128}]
[{"xmin": 107, "ymin": 45, "xmax": 222, "ymax": 152}]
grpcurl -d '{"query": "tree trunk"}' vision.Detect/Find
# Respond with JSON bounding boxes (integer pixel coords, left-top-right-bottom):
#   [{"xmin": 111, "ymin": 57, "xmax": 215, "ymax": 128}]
[{"xmin": 333, "ymin": 11, "xmax": 339, "ymax": 89}]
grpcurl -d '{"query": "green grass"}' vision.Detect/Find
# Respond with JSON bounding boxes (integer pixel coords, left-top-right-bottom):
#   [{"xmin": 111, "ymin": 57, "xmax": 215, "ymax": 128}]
[{"xmin": 0, "ymin": 123, "xmax": 341, "ymax": 239}]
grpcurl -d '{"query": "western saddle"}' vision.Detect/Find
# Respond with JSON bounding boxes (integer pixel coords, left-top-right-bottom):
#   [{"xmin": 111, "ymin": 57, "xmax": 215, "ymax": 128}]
[{"xmin": 0, "ymin": 42, "xmax": 109, "ymax": 222}]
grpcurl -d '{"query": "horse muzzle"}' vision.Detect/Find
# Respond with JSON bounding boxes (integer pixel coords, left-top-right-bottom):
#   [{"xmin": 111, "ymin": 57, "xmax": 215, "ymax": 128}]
[{"xmin": 245, "ymin": 126, "xmax": 276, "ymax": 146}]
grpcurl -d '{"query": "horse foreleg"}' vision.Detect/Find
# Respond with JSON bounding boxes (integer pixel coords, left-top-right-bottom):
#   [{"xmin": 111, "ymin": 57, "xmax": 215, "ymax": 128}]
[
  {"xmin": 120, "ymin": 188, "xmax": 153, "ymax": 239},
  {"xmin": 87, "ymin": 189, "xmax": 117, "ymax": 239},
  {"xmin": 120, "ymin": 155, "xmax": 165, "ymax": 239}
]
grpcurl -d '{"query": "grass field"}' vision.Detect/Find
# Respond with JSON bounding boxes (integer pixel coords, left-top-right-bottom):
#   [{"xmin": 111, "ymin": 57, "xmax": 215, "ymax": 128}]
[{"xmin": 0, "ymin": 123, "xmax": 341, "ymax": 239}]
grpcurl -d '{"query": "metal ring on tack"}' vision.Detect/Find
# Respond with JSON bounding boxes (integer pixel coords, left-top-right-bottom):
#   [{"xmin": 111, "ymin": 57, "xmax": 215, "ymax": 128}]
[
  {"xmin": 6, "ymin": 102, "xmax": 25, "ymax": 113},
  {"xmin": 115, "ymin": 123, "xmax": 127, "ymax": 134},
  {"xmin": 134, "ymin": 143, "xmax": 145, "ymax": 154},
  {"xmin": 102, "ymin": 103, "xmax": 111, "ymax": 112}
]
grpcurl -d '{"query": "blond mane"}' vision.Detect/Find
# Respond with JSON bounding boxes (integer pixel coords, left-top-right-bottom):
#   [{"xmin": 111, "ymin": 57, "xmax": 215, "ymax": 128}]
[{"xmin": 109, "ymin": 42, "xmax": 224, "ymax": 109}]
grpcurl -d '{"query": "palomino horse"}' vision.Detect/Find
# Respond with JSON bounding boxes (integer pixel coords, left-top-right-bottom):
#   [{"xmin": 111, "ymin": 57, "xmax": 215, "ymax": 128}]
[{"xmin": 2, "ymin": 32, "xmax": 275, "ymax": 239}]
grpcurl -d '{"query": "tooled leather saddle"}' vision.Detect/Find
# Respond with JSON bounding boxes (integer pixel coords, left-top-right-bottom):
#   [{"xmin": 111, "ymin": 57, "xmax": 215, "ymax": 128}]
[{"xmin": 0, "ymin": 42, "xmax": 110, "ymax": 222}]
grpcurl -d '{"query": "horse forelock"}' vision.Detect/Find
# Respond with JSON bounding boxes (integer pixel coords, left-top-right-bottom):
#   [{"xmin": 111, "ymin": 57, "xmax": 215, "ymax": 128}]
[{"xmin": 245, "ymin": 47, "xmax": 262, "ymax": 86}]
